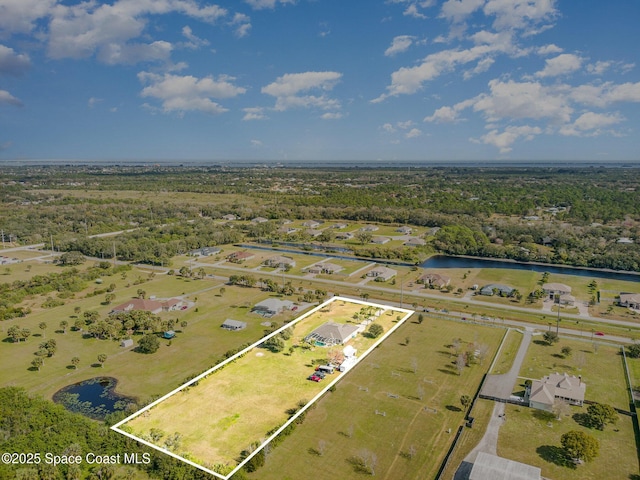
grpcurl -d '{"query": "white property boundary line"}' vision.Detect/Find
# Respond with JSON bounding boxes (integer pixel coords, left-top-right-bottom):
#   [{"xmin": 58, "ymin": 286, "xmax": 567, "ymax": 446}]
[{"xmin": 111, "ymin": 295, "xmax": 414, "ymax": 479}]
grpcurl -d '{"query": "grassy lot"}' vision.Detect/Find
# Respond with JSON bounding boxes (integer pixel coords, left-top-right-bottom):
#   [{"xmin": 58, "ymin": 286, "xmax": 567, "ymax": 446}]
[
  {"xmin": 122, "ymin": 299, "xmax": 409, "ymax": 472},
  {"xmin": 246, "ymin": 318, "xmax": 504, "ymax": 480},
  {"xmin": 490, "ymin": 329, "xmax": 524, "ymax": 375},
  {"xmin": 518, "ymin": 338, "xmax": 628, "ymax": 410},
  {"xmin": 498, "ymin": 403, "xmax": 638, "ymax": 480},
  {"xmin": 0, "ymin": 273, "xmax": 304, "ymax": 403}
]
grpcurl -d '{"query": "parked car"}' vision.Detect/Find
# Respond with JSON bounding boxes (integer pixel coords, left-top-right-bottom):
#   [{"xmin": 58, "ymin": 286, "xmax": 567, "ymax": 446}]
[{"xmin": 307, "ymin": 375, "xmax": 322, "ymax": 382}]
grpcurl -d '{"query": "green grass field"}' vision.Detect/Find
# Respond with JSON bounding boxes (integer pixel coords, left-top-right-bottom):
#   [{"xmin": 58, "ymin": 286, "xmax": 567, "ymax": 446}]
[
  {"xmin": 121, "ymin": 299, "xmax": 410, "ymax": 473},
  {"xmin": 490, "ymin": 328, "xmax": 524, "ymax": 375},
  {"xmin": 246, "ymin": 318, "xmax": 505, "ymax": 480}
]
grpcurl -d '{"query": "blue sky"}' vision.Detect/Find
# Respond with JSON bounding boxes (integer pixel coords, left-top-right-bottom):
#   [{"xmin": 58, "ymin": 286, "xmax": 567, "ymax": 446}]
[{"xmin": 1, "ymin": 0, "xmax": 639, "ymax": 162}]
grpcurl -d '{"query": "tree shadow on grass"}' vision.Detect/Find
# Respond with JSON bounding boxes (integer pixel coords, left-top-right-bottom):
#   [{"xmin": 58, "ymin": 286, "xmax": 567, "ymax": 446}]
[
  {"xmin": 533, "ymin": 339, "xmax": 551, "ymax": 346},
  {"xmin": 536, "ymin": 445, "xmax": 575, "ymax": 469},
  {"xmin": 346, "ymin": 456, "xmax": 370, "ymax": 475},
  {"xmin": 446, "ymin": 405, "xmax": 462, "ymax": 412},
  {"xmin": 572, "ymin": 413, "xmax": 596, "ymax": 429},
  {"xmin": 533, "ymin": 410, "xmax": 556, "ymax": 422},
  {"xmin": 438, "ymin": 369, "xmax": 459, "ymax": 376}
]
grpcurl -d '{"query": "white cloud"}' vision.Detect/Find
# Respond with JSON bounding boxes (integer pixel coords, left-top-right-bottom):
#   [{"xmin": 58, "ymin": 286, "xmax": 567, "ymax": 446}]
[
  {"xmin": 0, "ymin": 89, "xmax": 22, "ymax": 106},
  {"xmin": 537, "ymin": 44, "xmax": 563, "ymax": 55},
  {"xmin": 425, "ymin": 105, "xmax": 460, "ymax": 123},
  {"xmin": 463, "ymin": 57, "xmax": 495, "ymax": 79},
  {"xmin": 0, "ymin": 44, "xmax": 31, "ymax": 75},
  {"xmin": 559, "ymin": 111, "xmax": 623, "ymax": 136},
  {"xmin": 262, "ymin": 71, "xmax": 342, "ymax": 112},
  {"xmin": 250, "ymin": 139, "xmax": 263, "ymax": 146},
  {"xmin": 535, "ymin": 53, "xmax": 582, "ymax": 78},
  {"xmin": 230, "ymin": 13, "xmax": 251, "ymax": 38},
  {"xmin": 244, "ymin": 0, "xmax": 296, "ymax": 10},
  {"xmin": 405, "ymin": 127, "xmax": 422, "ymax": 138},
  {"xmin": 181, "ymin": 25, "xmax": 210, "ymax": 49},
  {"xmin": 0, "ymin": 0, "xmax": 56, "ymax": 35},
  {"xmin": 381, "ymin": 123, "xmax": 396, "ymax": 133},
  {"xmin": 242, "ymin": 107, "xmax": 268, "ymax": 120},
  {"xmin": 440, "ymin": 0, "xmax": 485, "ymax": 23},
  {"xmin": 479, "ymin": 125, "xmax": 541, "ymax": 153},
  {"xmin": 385, "ymin": 35, "xmax": 415, "ymax": 57},
  {"xmin": 569, "ymin": 81, "xmax": 640, "ymax": 107},
  {"xmin": 483, "ymin": 0, "xmax": 558, "ymax": 32},
  {"xmin": 47, "ymin": 0, "xmax": 227, "ymax": 64},
  {"xmin": 138, "ymin": 71, "xmax": 246, "ymax": 115},
  {"xmin": 88, "ymin": 97, "xmax": 103, "ymax": 108},
  {"xmin": 321, "ymin": 112, "xmax": 343, "ymax": 120},
  {"xmin": 404, "ymin": 4, "xmax": 427, "ymax": 19}
]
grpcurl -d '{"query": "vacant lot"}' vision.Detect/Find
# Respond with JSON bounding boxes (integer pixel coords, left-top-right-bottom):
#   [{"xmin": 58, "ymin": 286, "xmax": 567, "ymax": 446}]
[
  {"xmin": 121, "ymin": 299, "xmax": 410, "ymax": 475},
  {"xmin": 247, "ymin": 319, "xmax": 505, "ymax": 480}
]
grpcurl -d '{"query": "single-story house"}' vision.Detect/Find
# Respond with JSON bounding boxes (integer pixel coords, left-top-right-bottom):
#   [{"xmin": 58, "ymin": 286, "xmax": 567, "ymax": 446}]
[
  {"xmin": 303, "ymin": 220, "xmax": 321, "ymax": 228},
  {"xmin": 470, "ymin": 452, "xmax": 541, "ymax": 480},
  {"xmin": 617, "ymin": 237, "xmax": 634, "ymax": 244},
  {"xmin": 367, "ymin": 266, "xmax": 397, "ymax": 281},
  {"xmin": 221, "ymin": 319, "xmax": 247, "ymax": 331},
  {"xmin": 162, "ymin": 298, "xmax": 183, "ymax": 311},
  {"xmin": 189, "ymin": 246, "xmax": 221, "ymax": 257},
  {"xmin": 396, "ymin": 226, "xmax": 413, "ymax": 234},
  {"xmin": 527, "ymin": 372, "xmax": 586, "ymax": 411},
  {"xmin": 371, "ymin": 236, "xmax": 390, "ymax": 244},
  {"xmin": 227, "ymin": 251, "xmax": 255, "ymax": 263},
  {"xmin": 418, "ymin": 273, "xmax": 451, "ymax": 289},
  {"xmin": 120, "ymin": 339, "xmax": 134, "ymax": 348},
  {"xmin": 479, "ymin": 284, "xmax": 514, "ymax": 296},
  {"xmin": 111, "ymin": 298, "xmax": 164, "ymax": 315},
  {"xmin": 222, "ymin": 214, "xmax": 237, "ymax": 221},
  {"xmin": 404, "ymin": 237, "xmax": 426, "ymax": 247},
  {"xmin": 336, "ymin": 232, "xmax": 353, "ymax": 240},
  {"xmin": 558, "ymin": 294, "xmax": 575, "ymax": 306},
  {"xmin": 305, "ymin": 262, "xmax": 344, "ymax": 275},
  {"xmin": 619, "ymin": 293, "xmax": 640, "ymax": 309},
  {"xmin": 305, "ymin": 321, "xmax": 359, "ymax": 347},
  {"xmin": 361, "ymin": 225, "xmax": 379, "ymax": 232},
  {"xmin": 332, "ymin": 223, "xmax": 348, "ymax": 229},
  {"xmin": 277, "ymin": 226, "xmax": 297, "ymax": 234},
  {"xmin": 542, "ymin": 283, "xmax": 572, "ymax": 299},
  {"xmin": 306, "ymin": 229, "xmax": 323, "ymax": 237},
  {"xmin": 251, "ymin": 216, "xmax": 269, "ymax": 224},
  {"xmin": 426, "ymin": 227, "xmax": 441, "ymax": 236},
  {"xmin": 264, "ymin": 255, "xmax": 296, "ymax": 268},
  {"xmin": 252, "ymin": 298, "xmax": 295, "ymax": 317}
]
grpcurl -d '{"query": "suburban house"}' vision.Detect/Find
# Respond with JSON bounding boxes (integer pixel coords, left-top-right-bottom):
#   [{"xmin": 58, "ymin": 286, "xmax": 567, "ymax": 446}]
[
  {"xmin": 418, "ymin": 273, "xmax": 451, "ymax": 289},
  {"xmin": 277, "ymin": 226, "xmax": 297, "ymax": 235},
  {"xmin": 227, "ymin": 251, "xmax": 256, "ymax": 263},
  {"xmin": 619, "ymin": 293, "xmax": 640, "ymax": 309},
  {"xmin": 479, "ymin": 284, "xmax": 514, "ymax": 296},
  {"xmin": 222, "ymin": 214, "xmax": 237, "ymax": 221},
  {"xmin": 305, "ymin": 321, "xmax": 360, "ymax": 347},
  {"xmin": 396, "ymin": 226, "xmax": 413, "ymax": 234},
  {"xmin": 336, "ymin": 232, "xmax": 353, "ymax": 240},
  {"xmin": 252, "ymin": 298, "xmax": 295, "ymax": 317},
  {"xmin": 303, "ymin": 220, "xmax": 321, "ymax": 228},
  {"xmin": 404, "ymin": 237, "xmax": 426, "ymax": 247},
  {"xmin": 361, "ymin": 225, "xmax": 379, "ymax": 232},
  {"xmin": 264, "ymin": 255, "xmax": 296, "ymax": 268},
  {"xmin": 367, "ymin": 266, "xmax": 397, "ymax": 281},
  {"xmin": 426, "ymin": 227, "xmax": 441, "ymax": 236},
  {"xmin": 221, "ymin": 319, "xmax": 247, "ymax": 331},
  {"xmin": 469, "ymin": 452, "xmax": 541, "ymax": 480},
  {"xmin": 110, "ymin": 297, "xmax": 184, "ymax": 314},
  {"xmin": 371, "ymin": 236, "xmax": 390, "ymax": 244},
  {"xmin": 188, "ymin": 246, "xmax": 221, "ymax": 257},
  {"xmin": 526, "ymin": 372, "xmax": 586, "ymax": 411},
  {"xmin": 542, "ymin": 283, "xmax": 572, "ymax": 298},
  {"xmin": 617, "ymin": 237, "xmax": 634, "ymax": 244},
  {"xmin": 251, "ymin": 216, "xmax": 269, "ymax": 224},
  {"xmin": 306, "ymin": 229, "xmax": 323, "ymax": 237},
  {"xmin": 332, "ymin": 223, "xmax": 348, "ymax": 229},
  {"xmin": 305, "ymin": 262, "xmax": 344, "ymax": 274}
]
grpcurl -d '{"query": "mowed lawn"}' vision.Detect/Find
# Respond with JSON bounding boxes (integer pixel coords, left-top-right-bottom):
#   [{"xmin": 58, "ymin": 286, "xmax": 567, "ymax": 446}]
[
  {"xmin": 123, "ymin": 300, "xmax": 409, "ymax": 472},
  {"xmin": 247, "ymin": 319, "xmax": 505, "ymax": 480},
  {"xmin": 517, "ymin": 338, "xmax": 628, "ymax": 409}
]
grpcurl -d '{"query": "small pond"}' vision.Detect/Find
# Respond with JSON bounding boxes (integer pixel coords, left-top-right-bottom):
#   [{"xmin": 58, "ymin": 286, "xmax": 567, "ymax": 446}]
[{"xmin": 52, "ymin": 377, "xmax": 135, "ymax": 420}]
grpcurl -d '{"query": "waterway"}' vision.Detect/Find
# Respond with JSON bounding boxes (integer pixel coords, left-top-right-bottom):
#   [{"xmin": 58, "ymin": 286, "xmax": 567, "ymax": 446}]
[{"xmin": 241, "ymin": 243, "xmax": 640, "ymax": 283}]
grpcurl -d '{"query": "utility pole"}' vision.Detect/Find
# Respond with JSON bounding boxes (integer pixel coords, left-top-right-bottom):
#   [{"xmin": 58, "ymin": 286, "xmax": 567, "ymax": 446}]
[
  {"xmin": 50, "ymin": 234, "xmax": 54, "ymax": 255},
  {"xmin": 1, "ymin": 229, "xmax": 4, "ymax": 248},
  {"xmin": 112, "ymin": 241, "xmax": 117, "ymax": 266},
  {"xmin": 555, "ymin": 293, "xmax": 561, "ymax": 334}
]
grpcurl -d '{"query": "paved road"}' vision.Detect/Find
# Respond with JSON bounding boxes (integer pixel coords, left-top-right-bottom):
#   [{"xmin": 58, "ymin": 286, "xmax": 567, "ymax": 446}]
[{"xmin": 480, "ymin": 329, "xmax": 533, "ymax": 400}]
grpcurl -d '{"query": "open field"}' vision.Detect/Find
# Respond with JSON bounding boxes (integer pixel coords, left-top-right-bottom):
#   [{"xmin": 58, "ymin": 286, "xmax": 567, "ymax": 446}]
[
  {"xmin": 489, "ymin": 328, "xmax": 524, "ymax": 375},
  {"xmin": 246, "ymin": 318, "xmax": 505, "ymax": 480},
  {"xmin": 498, "ymin": 403, "xmax": 638, "ymax": 480},
  {"xmin": 518, "ymin": 337, "xmax": 629, "ymax": 410},
  {"xmin": 119, "ymin": 298, "xmax": 411, "ymax": 476},
  {"xmin": 0, "ymin": 271, "xmax": 303, "ymax": 402}
]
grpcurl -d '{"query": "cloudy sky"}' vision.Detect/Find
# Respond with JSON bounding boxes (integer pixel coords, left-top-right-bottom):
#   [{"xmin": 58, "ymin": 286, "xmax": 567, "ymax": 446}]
[{"xmin": 1, "ymin": 0, "xmax": 639, "ymax": 162}]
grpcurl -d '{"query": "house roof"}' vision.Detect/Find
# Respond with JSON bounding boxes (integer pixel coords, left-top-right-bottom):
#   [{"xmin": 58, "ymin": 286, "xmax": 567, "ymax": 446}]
[
  {"xmin": 404, "ymin": 237, "xmax": 426, "ymax": 246},
  {"xmin": 419, "ymin": 273, "xmax": 450, "ymax": 285},
  {"xmin": 228, "ymin": 251, "xmax": 254, "ymax": 260},
  {"xmin": 162, "ymin": 298, "xmax": 181, "ymax": 308},
  {"xmin": 470, "ymin": 452, "xmax": 540, "ymax": 480},
  {"xmin": 543, "ymin": 283, "xmax": 572, "ymax": 293},
  {"xmin": 321, "ymin": 262, "xmax": 343, "ymax": 272},
  {"xmin": 253, "ymin": 298, "xmax": 294, "ymax": 312},
  {"xmin": 369, "ymin": 266, "xmax": 397, "ymax": 278},
  {"xmin": 480, "ymin": 284, "xmax": 514, "ymax": 294},
  {"xmin": 112, "ymin": 298, "xmax": 163, "ymax": 313},
  {"xmin": 620, "ymin": 293, "xmax": 640, "ymax": 304},
  {"xmin": 531, "ymin": 373, "xmax": 586, "ymax": 406},
  {"xmin": 266, "ymin": 255, "xmax": 295, "ymax": 265},
  {"xmin": 305, "ymin": 322, "xmax": 359, "ymax": 345},
  {"xmin": 221, "ymin": 319, "xmax": 247, "ymax": 329}
]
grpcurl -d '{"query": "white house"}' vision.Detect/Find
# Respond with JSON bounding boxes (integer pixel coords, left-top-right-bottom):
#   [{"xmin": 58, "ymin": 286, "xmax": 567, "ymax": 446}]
[
  {"xmin": 620, "ymin": 293, "xmax": 640, "ymax": 309},
  {"xmin": 527, "ymin": 372, "xmax": 586, "ymax": 411},
  {"xmin": 305, "ymin": 322, "xmax": 359, "ymax": 347},
  {"xmin": 252, "ymin": 298, "xmax": 295, "ymax": 317},
  {"xmin": 221, "ymin": 319, "xmax": 247, "ymax": 331},
  {"xmin": 367, "ymin": 266, "xmax": 397, "ymax": 281}
]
